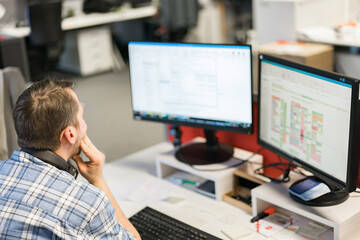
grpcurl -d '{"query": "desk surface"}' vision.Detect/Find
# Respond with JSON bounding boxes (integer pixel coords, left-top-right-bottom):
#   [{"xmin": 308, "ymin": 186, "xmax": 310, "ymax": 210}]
[
  {"xmin": 102, "ymin": 141, "xmax": 268, "ymax": 240},
  {"xmin": 297, "ymin": 25, "xmax": 360, "ymax": 47},
  {"xmin": 0, "ymin": 5, "xmax": 157, "ymax": 38},
  {"xmin": 62, "ymin": 5, "xmax": 157, "ymax": 30}
]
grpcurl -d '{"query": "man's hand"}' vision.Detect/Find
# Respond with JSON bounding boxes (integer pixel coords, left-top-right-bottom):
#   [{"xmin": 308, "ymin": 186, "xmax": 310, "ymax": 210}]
[
  {"xmin": 73, "ymin": 135, "xmax": 141, "ymax": 239},
  {"xmin": 72, "ymin": 135, "xmax": 106, "ymax": 185}
]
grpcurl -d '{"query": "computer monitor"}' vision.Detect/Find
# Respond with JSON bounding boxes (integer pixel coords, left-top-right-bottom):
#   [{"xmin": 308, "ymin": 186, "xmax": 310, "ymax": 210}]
[
  {"xmin": 258, "ymin": 54, "xmax": 360, "ymax": 206},
  {"xmin": 128, "ymin": 42, "xmax": 253, "ymax": 165}
]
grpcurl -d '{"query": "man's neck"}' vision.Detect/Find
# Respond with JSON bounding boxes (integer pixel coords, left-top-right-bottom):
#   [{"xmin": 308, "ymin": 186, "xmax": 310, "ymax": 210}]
[{"xmin": 55, "ymin": 148, "xmax": 71, "ymax": 162}]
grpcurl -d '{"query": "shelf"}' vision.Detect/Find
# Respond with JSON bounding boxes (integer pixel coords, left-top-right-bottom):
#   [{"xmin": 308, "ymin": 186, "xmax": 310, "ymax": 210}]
[
  {"xmin": 156, "ymin": 137, "xmax": 264, "ymax": 200},
  {"xmin": 251, "ymin": 180, "xmax": 360, "ymax": 240},
  {"xmin": 223, "ymin": 169, "xmax": 268, "ymax": 213}
]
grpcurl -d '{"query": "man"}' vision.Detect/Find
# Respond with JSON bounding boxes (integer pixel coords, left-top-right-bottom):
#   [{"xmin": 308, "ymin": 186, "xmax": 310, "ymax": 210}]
[{"xmin": 0, "ymin": 79, "xmax": 141, "ymax": 239}]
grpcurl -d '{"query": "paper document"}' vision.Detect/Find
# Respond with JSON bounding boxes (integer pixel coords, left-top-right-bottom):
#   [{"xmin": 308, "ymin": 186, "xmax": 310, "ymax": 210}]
[
  {"xmin": 252, "ymin": 212, "xmax": 291, "ymax": 237},
  {"xmin": 128, "ymin": 177, "xmax": 176, "ymax": 204},
  {"xmin": 298, "ymin": 26, "xmax": 336, "ymax": 41},
  {"xmin": 221, "ymin": 225, "xmax": 252, "ymax": 239},
  {"xmin": 297, "ymin": 222, "xmax": 329, "ymax": 239}
]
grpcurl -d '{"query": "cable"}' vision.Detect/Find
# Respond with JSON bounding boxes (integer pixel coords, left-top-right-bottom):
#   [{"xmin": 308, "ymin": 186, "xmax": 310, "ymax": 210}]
[
  {"xmin": 254, "ymin": 159, "xmax": 293, "ymax": 183},
  {"xmin": 189, "ymin": 144, "xmax": 303, "ymax": 184},
  {"xmin": 190, "ymin": 147, "xmax": 264, "ymax": 172},
  {"xmin": 170, "ymin": 125, "xmax": 182, "ymax": 148}
]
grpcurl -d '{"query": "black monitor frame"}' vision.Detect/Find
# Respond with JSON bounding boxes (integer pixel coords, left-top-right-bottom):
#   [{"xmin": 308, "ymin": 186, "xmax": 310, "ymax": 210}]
[
  {"xmin": 257, "ymin": 54, "xmax": 360, "ymax": 205},
  {"xmin": 129, "ymin": 41, "xmax": 254, "ymax": 135},
  {"xmin": 128, "ymin": 41, "xmax": 254, "ymax": 165}
]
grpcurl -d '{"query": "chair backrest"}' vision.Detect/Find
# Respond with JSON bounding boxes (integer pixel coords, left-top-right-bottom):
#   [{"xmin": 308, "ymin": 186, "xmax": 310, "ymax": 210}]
[
  {"xmin": 27, "ymin": 0, "xmax": 63, "ymax": 46},
  {"xmin": 0, "ymin": 67, "xmax": 27, "ymax": 160}
]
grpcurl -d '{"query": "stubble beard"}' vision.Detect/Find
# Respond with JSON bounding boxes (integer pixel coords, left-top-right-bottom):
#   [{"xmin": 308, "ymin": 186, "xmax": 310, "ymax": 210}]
[{"xmin": 72, "ymin": 137, "xmax": 82, "ymax": 157}]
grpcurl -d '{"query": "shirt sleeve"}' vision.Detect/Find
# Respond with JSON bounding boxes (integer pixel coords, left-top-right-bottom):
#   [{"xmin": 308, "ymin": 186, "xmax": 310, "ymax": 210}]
[{"xmin": 82, "ymin": 200, "xmax": 137, "ymax": 240}]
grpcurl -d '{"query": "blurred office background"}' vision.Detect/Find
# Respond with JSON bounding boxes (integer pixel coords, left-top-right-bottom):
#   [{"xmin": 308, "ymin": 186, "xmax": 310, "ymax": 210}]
[{"xmin": 1, "ymin": 0, "xmax": 360, "ymax": 161}]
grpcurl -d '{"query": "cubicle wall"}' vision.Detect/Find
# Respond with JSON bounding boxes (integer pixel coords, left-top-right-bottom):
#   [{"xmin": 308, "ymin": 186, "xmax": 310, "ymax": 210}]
[{"xmin": 253, "ymin": 0, "xmax": 347, "ymax": 44}]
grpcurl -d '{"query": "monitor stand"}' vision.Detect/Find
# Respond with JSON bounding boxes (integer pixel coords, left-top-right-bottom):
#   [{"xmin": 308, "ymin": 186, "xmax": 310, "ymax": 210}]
[
  {"xmin": 288, "ymin": 178, "xmax": 349, "ymax": 206},
  {"xmin": 175, "ymin": 129, "xmax": 234, "ymax": 165}
]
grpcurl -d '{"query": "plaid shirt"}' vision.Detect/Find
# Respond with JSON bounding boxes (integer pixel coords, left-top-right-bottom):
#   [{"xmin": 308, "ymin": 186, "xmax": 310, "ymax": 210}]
[{"xmin": 0, "ymin": 150, "xmax": 136, "ymax": 240}]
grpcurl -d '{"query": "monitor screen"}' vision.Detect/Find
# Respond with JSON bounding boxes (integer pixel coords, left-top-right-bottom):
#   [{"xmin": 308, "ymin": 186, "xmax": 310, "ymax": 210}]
[
  {"xmin": 258, "ymin": 54, "xmax": 360, "ymax": 206},
  {"xmin": 129, "ymin": 42, "xmax": 253, "ymax": 133},
  {"xmin": 128, "ymin": 42, "xmax": 253, "ymax": 165}
]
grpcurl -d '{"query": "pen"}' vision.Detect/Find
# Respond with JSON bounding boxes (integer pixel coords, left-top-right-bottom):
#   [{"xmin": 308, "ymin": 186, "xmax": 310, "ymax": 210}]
[
  {"xmin": 250, "ymin": 207, "xmax": 275, "ymax": 223},
  {"xmin": 181, "ymin": 179, "xmax": 200, "ymax": 186},
  {"xmin": 172, "ymin": 177, "xmax": 200, "ymax": 186}
]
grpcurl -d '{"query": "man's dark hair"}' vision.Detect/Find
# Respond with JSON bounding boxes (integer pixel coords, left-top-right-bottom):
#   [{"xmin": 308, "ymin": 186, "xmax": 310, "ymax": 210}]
[{"xmin": 13, "ymin": 79, "xmax": 79, "ymax": 151}]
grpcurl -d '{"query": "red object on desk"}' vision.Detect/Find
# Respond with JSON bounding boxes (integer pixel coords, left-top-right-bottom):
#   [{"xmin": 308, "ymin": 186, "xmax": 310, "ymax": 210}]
[{"xmin": 250, "ymin": 207, "xmax": 276, "ymax": 223}]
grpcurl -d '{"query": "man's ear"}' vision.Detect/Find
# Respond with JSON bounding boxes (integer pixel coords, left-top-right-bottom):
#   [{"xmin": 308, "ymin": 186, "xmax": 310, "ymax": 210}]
[{"xmin": 61, "ymin": 126, "xmax": 77, "ymax": 145}]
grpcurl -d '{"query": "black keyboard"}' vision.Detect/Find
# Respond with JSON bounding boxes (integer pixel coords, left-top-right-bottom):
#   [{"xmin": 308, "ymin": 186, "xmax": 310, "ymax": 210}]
[{"xmin": 129, "ymin": 207, "xmax": 221, "ymax": 240}]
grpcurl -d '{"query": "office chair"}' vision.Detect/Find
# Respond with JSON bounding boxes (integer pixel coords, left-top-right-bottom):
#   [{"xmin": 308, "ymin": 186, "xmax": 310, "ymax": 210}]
[
  {"xmin": 0, "ymin": 67, "xmax": 27, "ymax": 160},
  {"xmin": 26, "ymin": 0, "xmax": 63, "ymax": 81}
]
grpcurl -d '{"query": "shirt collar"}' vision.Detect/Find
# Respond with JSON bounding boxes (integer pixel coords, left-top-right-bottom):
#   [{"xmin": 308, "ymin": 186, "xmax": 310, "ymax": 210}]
[{"xmin": 21, "ymin": 148, "xmax": 78, "ymax": 179}]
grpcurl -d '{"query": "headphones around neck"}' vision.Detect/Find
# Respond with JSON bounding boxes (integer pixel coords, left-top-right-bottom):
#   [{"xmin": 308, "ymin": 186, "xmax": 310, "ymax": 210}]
[{"xmin": 22, "ymin": 149, "xmax": 79, "ymax": 179}]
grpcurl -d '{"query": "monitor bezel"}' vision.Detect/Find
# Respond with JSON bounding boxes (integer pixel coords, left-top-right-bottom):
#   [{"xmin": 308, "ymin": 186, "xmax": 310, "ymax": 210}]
[
  {"xmin": 128, "ymin": 41, "xmax": 254, "ymax": 135},
  {"xmin": 257, "ymin": 54, "xmax": 360, "ymax": 192}
]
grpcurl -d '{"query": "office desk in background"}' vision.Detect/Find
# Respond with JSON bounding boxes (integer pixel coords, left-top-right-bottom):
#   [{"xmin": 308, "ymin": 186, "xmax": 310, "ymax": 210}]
[
  {"xmin": 0, "ymin": 5, "xmax": 157, "ymax": 37},
  {"xmin": 297, "ymin": 25, "xmax": 360, "ymax": 48},
  {"xmin": 297, "ymin": 24, "xmax": 360, "ymax": 80},
  {"xmin": 99, "ymin": 141, "xmax": 268, "ymax": 240},
  {"xmin": 0, "ymin": 5, "xmax": 157, "ymax": 77}
]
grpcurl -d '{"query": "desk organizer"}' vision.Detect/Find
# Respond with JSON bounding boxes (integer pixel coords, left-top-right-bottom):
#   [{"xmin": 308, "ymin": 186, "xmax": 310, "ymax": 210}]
[
  {"xmin": 252, "ymin": 179, "xmax": 360, "ymax": 240},
  {"xmin": 223, "ymin": 169, "xmax": 268, "ymax": 213},
  {"xmin": 156, "ymin": 138, "xmax": 263, "ymax": 200}
]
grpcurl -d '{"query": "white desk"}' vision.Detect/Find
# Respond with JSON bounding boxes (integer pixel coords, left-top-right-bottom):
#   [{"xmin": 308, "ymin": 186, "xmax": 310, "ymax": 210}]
[
  {"xmin": 252, "ymin": 182, "xmax": 360, "ymax": 240},
  {"xmin": 297, "ymin": 25, "xmax": 360, "ymax": 48},
  {"xmin": 0, "ymin": 5, "xmax": 157, "ymax": 76},
  {"xmin": 62, "ymin": 5, "xmax": 157, "ymax": 30},
  {"xmin": 296, "ymin": 25, "xmax": 360, "ymax": 80},
  {"xmin": 102, "ymin": 142, "xmax": 267, "ymax": 240},
  {"xmin": 0, "ymin": 5, "xmax": 157, "ymax": 38},
  {"xmin": 102, "ymin": 141, "xmax": 360, "ymax": 239}
]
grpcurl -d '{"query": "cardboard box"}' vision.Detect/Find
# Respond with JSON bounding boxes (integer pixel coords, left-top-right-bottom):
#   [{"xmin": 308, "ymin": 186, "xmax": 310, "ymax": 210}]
[
  {"xmin": 223, "ymin": 169, "xmax": 267, "ymax": 213},
  {"xmin": 258, "ymin": 42, "xmax": 334, "ymax": 71}
]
